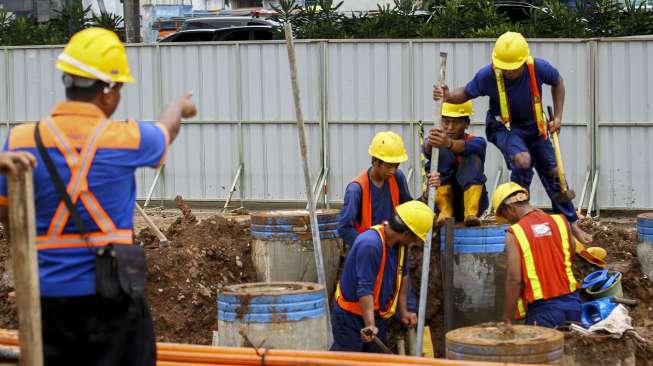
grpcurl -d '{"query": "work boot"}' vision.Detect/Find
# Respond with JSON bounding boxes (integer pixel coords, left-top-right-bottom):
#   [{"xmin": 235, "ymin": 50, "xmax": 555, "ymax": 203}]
[
  {"xmin": 435, "ymin": 185, "xmax": 454, "ymax": 226},
  {"xmin": 463, "ymin": 184, "xmax": 483, "ymax": 227}
]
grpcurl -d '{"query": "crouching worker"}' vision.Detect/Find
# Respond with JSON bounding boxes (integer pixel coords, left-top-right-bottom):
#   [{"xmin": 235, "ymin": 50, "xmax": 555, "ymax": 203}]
[
  {"xmin": 493, "ymin": 182, "xmax": 581, "ymax": 328},
  {"xmin": 331, "ymin": 201, "xmax": 435, "ymax": 352},
  {"xmin": 424, "ymin": 101, "xmax": 488, "ymax": 226}
]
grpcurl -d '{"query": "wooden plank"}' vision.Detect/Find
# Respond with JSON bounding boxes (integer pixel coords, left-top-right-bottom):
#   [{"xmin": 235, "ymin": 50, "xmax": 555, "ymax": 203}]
[{"xmin": 8, "ymin": 170, "xmax": 43, "ymax": 366}]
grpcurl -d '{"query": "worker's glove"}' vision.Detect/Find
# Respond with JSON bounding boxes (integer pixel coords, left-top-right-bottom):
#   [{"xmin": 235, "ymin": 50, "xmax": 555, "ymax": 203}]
[{"xmin": 360, "ymin": 326, "xmax": 379, "ymax": 343}]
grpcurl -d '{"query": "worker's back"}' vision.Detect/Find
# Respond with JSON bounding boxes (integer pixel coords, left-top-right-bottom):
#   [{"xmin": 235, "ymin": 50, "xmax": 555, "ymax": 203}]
[
  {"xmin": 509, "ymin": 209, "xmax": 578, "ymax": 302},
  {"xmin": 0, "ymin": 101, "xmax": 168, "ymax": 297}
]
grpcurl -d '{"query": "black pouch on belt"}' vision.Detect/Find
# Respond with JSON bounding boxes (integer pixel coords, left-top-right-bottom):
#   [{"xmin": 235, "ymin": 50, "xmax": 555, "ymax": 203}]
[
  {"xmin": 35, "ymin": 122, "xmax": 145, "ymax": 302},
  {"xmin": 95, "ymin": 244, "xmax": 146, "ymax": 301}
]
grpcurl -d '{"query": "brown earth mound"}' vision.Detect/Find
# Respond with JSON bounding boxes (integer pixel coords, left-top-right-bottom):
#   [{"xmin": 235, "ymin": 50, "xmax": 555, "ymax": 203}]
[{"xmin": 136, "ymin": 196, "xmax": 255, "ymax": 344}]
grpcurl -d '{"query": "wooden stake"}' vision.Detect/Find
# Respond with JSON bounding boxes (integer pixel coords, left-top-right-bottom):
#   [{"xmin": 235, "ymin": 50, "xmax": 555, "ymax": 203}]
[
  {"xmin": 283, "ymin": 22, "xmax": 333, "ymax": 347},
  {"xmin": 8, "ymin": 169, "xmax": 43, "ymax": 366}
]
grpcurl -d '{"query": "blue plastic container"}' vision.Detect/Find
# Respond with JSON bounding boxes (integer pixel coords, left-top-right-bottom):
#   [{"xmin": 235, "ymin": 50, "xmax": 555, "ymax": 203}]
[
  {"xmin": 582, "ymin": 270, "xmax": 609, "ymax": 289},
  {"xmin": 581, "ymin": 297, "xmax": 618, "ymax": 328}
]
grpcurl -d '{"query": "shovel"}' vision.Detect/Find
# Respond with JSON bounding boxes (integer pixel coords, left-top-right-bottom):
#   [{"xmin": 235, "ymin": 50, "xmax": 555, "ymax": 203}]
[
  {"xmin": 547, "ymin": 106, "xmax": 575, "ymax": 203},
  {"xmin": 361, "ymin": 328, "xmax": 393, "ymax": 354}
]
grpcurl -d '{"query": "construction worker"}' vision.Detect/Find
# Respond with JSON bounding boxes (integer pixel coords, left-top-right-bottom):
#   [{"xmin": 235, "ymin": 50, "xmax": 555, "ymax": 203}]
[
  {"xmin": 331, "ymin": 200, "xmax": 435, "ymax": 352},
  {"xmin": 338, "ymin": 131, "xmax": 439, "ymax": 246},
  {"xmin": 0, "ymin": 28, "xmax": 196, "ymax": 365},
  {"xmin": 423, "ymin": 101, "xmax": 488, "ymax": 227},
  {"xmin": 493, "ymin": 182, "xmax": 580, "ymax": 328},
  {"xmin": 432, "ymin": 31, "xmax": 592, "ymax": 244}
]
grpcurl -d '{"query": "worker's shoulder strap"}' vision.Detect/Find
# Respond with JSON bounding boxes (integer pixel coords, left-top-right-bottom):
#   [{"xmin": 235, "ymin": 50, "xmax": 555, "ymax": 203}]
[{"xmin": 34, "ymin": 120, "xmax": 88, "ymax": 237}]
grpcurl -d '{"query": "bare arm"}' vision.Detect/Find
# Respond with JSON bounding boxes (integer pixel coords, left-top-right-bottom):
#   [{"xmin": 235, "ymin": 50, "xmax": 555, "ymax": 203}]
[
  {"xmin": 359, "ymin": 294, "xmax": 376, "ymax": 328},
  {"xmin": 550, "ymin": 77, "xmax": 565, "ymax": 133},
  {"xmin": 433, "ymin": 84, "xmax": 471, "ymax": 104},
  {"xmin": 398, "ymin": 276, "xmax": 408, "ymax": 315},
  {"xmin": 502, "ymin": 232, "xmax": 523, "ymax": 324},
  {"xmin": 158, "ymin": 92, "xmax": 197, "ymax": 143}
]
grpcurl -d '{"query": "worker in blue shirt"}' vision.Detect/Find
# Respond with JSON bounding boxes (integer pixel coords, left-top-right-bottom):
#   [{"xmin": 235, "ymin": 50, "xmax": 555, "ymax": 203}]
[
  {"xmin": 331, "ymin": 200, "xmax": 435, "ymax": 352},
  {"xmin": 337, "ymin": 131, "xmax": 439, "ymax": 317},
  {"xmin": 338, "ymin": 131, "xmax": 439, "ymax": 247},
  {"xmin": 0, "ymin": 28, "xmax": 196, "ymax": 365},
  {"xmin": 424, "ymin": 101, "xmax": 488, "ymax": 227},
  {"xmin": 433, "ymin": 31, "xmax": 592, "ymax": 244}
]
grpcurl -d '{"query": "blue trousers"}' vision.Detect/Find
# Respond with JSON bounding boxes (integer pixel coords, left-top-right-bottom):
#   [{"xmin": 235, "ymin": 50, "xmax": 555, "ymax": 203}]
[
  {"xmin": 525, "ymin": 291, "xmax": 582, "ymax": 328},
  {"xmin": 330, "ymin": 303, "xmax": 390, "ymax": 353},
  {"xmin": 438, "ymin": 151, "xmax": 489, "ymax": 221},
  {"xmin": 486, "ymin": 120, "xmax": 578, "ymax": 223}
]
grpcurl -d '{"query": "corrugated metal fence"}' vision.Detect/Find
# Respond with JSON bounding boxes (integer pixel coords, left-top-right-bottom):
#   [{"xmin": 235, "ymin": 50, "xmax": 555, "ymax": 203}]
[{"xmin": 1, "ymin": 38, "xmax": 651, "ymax": 210}]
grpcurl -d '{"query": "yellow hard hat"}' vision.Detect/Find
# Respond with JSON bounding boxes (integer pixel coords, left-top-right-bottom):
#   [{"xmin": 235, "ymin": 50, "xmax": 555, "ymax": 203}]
[
  {"xmin": 442, "ymin": 101, "xmax": 474, "ymax": 118},
  {"xmin": 368, "ymin": 131, "xmax": 408, "ymax": 163},
  {"xmin": 587, "ymin": 246, "xmax": 607, "ymax": 260},
  {"xmin": 491, "ymin": 182, "xmax": 529, "ymax": 224},
  {"xmin": 395, "ymin": 200, "xmax": 435, "ymax": 242},
  {"xmin": 56, "ymin": 27, "xmax": 135, "ymax": 84},
  {"xmin": 492, "ymin": 31, "xmax": 530, "ymax": 71}
]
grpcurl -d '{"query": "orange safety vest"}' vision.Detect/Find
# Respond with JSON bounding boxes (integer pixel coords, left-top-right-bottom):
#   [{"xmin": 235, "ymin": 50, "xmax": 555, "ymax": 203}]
[
  {"xmin": 335, "ymin": 225, "xmax": 405, "ymax": 319},
  {"xmin": 494, "ymin": 56, "xmax": 547, "ymax": 138},
  {"xmin": 509, "ymin": 211, "xmax": 578, "ymax": 319},
  {"xmin": 35, "ymin": 118, "xmax": 133, "ymax": 251},
  {"xmin": 352, "ymin": 170, "xmax": 400, "ymax": 233}
]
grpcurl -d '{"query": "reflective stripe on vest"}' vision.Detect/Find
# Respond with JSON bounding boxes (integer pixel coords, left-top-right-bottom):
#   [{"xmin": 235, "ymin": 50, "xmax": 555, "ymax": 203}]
[
  {"xmin": 335, "ymin": 225, "xmax": 405, "ymax": 319},
  {"xmin": 36, "ymin": 118, "xmax": 132, "ymax": 250},
  {"xmin": 352, "ymin": 170, "xmax": 400, "ymax": 233},
  {"xmin": 510, "ymin": 213, "xmax": 578, "ymax": 319},
  {"xmin": 494, "ymin": 57, "xmax": 547, "ymax": 137}
]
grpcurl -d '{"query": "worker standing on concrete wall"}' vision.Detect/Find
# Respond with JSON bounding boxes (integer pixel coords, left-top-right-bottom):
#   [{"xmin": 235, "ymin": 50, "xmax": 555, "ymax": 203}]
[
  {"xmin": 0, "ymin": 28, "xmax": 196, "ymax": 365},
  {"xmin": 493, "ymin": 182, "xmax": 580, "ymax": 328},
  {"xmin": 331, "ymin": 200, "xmax": 435, "ymax": 352},
  {"xmin": 423, "ymin": 101, "xmax": 488, "ymax": 227},
  {"xmin": 433, "ymin": 31, "xmax": 592, "ymax": 244}
]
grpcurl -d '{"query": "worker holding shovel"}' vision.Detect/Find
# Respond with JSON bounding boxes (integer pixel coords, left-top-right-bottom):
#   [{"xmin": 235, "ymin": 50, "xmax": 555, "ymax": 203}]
[
  {"xmin": 331, "ymin": 200, "xmax": 435, "ymax": 353},
  {"xmin": 423, "ymin": 101, "xmax": 488, "ymax": 227},
  {"xmin": 433, "ymin": 31, "xmax": 592, "ymax": 244},
  {"xmin": 0, "ymin": 28, "xmax": 196, "ymax": 365}
]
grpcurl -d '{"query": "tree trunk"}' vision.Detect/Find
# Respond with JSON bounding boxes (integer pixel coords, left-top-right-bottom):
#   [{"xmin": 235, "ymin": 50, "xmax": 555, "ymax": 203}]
[{"xmin": 124, "ymin": 0, "xmax": 141, "ymax": 43}]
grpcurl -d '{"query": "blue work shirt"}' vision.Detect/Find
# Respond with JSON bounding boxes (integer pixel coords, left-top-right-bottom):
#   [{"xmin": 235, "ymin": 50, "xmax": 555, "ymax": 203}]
[
  {"xmin": 0, "ymin": 102, "xmax": 168, "ymax": 298},
  {"xmin": 337, "ymin": 169, "xmax": 412, "ymax": 247},
  {"xmin": 464, "ymin": 58, "xmax": 561, "ymax": 128},
  {"xmin": 338, "ymin": 228, "xmax": 408, "ymax": 312}
]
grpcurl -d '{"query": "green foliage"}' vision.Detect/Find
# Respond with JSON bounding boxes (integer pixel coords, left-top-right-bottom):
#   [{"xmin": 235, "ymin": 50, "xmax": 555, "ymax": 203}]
[{"xmin": 1, "ymin": 0, "xmax": 653, "ymax": 45}]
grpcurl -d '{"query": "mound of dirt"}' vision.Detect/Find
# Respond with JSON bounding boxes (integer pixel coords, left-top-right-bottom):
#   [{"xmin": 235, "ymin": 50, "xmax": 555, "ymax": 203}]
[
  {"xmin": 0, "ymin": 228, "xmax": 17, "ymax": 331},
  {"xmin": 137, "ymin": 196, "xmax": 256, "ymax": 344}
]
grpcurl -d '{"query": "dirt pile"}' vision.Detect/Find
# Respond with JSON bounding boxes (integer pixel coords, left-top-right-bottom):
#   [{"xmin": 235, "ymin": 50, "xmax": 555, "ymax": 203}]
[
  {"xmin": 0, "ymin": 227, "xmax": 17, "ymax": 330},
  {"xmin": 575, "ymin": 218, "xmax": 653, "ymax": 365},
  {"xmin": 137, "ymin": 196, "xmax": 255, "ymax": 344}
]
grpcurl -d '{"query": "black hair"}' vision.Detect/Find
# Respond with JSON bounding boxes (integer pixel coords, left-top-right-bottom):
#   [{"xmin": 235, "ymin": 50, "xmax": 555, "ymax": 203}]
[
  {"xmin": 443, "ymin": 116, "xmax": 471, "ymax": 124},
  {"xmin": 62, "ymin": 74, "xmax": 109, "ymax": 102},
  {"xmin": 389, "ymin": 214, "xmax": 410, "ymax": 234}
]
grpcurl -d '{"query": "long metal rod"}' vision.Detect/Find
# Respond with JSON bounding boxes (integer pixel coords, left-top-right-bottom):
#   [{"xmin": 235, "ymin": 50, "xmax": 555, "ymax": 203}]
[
  {"xmin": 443, "ymin": 217, "xmax": 455, "ymax": 333},
  {"xmin": 222, "ymin": 164, "xmax": 243, "ymax": 213},
  {"xmin": 587, "ymin": 169, "xmax": 600, "ymax": 217},
  {"xmin": 144, "ymin": 166, "xmax": 163, "ymax": 207},
  {"xmin": 416, "ymin": 52, "xmax": 447, "ymax": 356},
  {"xmin": 284, "ymin": 23, "xmax": 332, "ymax": 347},
  {"xmin": 577, "ymin": 168, "xmax": 591, "ymax": 216}
]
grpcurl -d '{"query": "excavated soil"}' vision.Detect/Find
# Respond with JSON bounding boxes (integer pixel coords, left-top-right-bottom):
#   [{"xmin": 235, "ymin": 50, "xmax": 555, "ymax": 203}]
[
  {"xmin": 136, "ymin": 196, "xmax": 256, "ymax": 344},
  {"xmin": 0, "ymin": 209, "xmax": 651, "ymax": 363}
]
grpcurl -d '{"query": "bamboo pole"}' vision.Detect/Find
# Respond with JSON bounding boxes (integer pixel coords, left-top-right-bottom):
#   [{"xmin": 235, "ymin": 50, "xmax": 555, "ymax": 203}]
[{"xmin": 8, "ymin": 169, "xmax": 43, "ymax": 366}]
